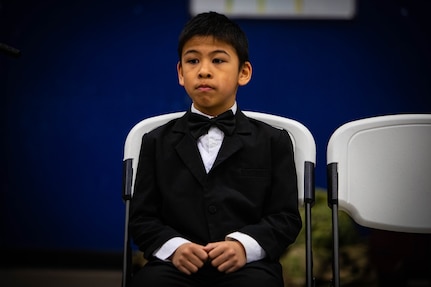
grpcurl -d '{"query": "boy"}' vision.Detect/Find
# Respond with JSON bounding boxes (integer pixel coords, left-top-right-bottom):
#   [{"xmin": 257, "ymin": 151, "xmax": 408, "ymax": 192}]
[{"xmin": 130, "ymin": 11, "xmax": 302, "ymax": 287}]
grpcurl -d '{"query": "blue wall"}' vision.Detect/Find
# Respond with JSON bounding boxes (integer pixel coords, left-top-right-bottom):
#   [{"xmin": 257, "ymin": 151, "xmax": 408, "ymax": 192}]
[{"xmin": 2, "ymin": 0, "xmax": 430, "ymax": 252}]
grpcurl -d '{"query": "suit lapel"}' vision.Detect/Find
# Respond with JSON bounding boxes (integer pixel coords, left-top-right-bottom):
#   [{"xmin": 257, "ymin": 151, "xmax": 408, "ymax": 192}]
[
  {"xmin": 173, "ymin": 113, "xmax": 207, "ymax": 185},
  {"xmin": 211, "ymin": 136, "xmax": 243, "ymax": 170},
  {"xmin": 211, "ymin": 111, "xmax": 252, "ymax": 171}
]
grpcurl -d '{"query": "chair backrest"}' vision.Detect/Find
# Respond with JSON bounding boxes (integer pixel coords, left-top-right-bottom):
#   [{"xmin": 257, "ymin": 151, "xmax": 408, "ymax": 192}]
[
  {"xmin": 327, "ymin": 114, "xmax": 431, "ymax": 287},
  {"xmin": 327, "ymin": 114, "xmax": 431, "ymax": 233},
  {"xmin": 123, "ymin": 111, "xmax": 316, "ymax": 205},
  {"xmin": 123, "ymin": 111, "xmax": 185, "ymax": 197}
]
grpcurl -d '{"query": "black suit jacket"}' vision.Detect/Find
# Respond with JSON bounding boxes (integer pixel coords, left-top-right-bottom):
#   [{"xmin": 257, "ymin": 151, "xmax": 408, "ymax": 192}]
[{"xmin": 129, "ymin": 110, "xmax": 302, "ymax": 262}]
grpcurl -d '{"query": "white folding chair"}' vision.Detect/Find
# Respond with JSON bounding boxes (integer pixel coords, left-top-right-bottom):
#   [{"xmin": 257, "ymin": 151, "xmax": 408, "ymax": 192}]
[
  {"xmin": 122, "ymin": 111, "xmax": 317, "ymax": 287},
  {"xmin": 326, "ymin": 114, "xmax": 431, "ymax": 287}
]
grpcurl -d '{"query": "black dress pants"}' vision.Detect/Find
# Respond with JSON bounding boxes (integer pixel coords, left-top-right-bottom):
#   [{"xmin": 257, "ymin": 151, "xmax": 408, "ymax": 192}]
[{"xmin": 131, "ymin": 259, "xmax": 284, "ymax": 287}]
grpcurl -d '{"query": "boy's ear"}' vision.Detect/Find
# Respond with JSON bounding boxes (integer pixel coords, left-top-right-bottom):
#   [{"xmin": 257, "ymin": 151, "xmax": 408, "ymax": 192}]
[
  {"xmin": 177, "ymin": 61, "xmax": 185, "ymax": 86},
  {"xmin": 238, "ymin": 61, "xmax": 252, "ymax": 86}
]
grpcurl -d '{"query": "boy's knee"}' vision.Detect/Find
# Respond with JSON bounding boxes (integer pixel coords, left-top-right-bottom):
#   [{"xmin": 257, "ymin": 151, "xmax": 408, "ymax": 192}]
[
  {"xmin": 131, "ymin": 261, "xmax": 188, "ymax": 287},
  {"xmin": 220, "ymin": 262, "xmax": 284, "ymax": 287}
]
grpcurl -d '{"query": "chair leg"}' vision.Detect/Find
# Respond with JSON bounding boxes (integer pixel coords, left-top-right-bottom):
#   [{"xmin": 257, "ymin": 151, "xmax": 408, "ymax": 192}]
[
  {"xmin": 122, "ymin": 200, "xmax": 132, "ymax": 287},
  {"xmin": 305, "ymin": 202, "xmax": 315, "ymax": 287},
  {"xmin": 304, "ymin": 161, "xmax": 316, "ymax": 287},
  {"xmin": 122, "ymin": 159, "xmax": 133, "ymax": 287},
  {"xmin": 327, "ymin": 163, "xmax": 340, "ymax": 287},
  {"xmin": 331, "ymin": 203, "xmax": 340, "ymax": 287}
]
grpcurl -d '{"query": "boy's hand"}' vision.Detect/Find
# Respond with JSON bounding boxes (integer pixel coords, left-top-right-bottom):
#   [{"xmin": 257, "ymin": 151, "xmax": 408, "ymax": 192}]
[
  {"xmin": 170, "ymin": 242, "xmax": 208, "ymax": 275},
  {"xmin": 203, "ymin": 240, "xmax": 247, "ymax": 273}
]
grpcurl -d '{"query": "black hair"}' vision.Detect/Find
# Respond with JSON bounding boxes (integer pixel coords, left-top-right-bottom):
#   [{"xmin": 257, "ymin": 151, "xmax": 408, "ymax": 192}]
[{"xmin": 177, "ymin": 11, "xmax": 249, "ymax": 67}]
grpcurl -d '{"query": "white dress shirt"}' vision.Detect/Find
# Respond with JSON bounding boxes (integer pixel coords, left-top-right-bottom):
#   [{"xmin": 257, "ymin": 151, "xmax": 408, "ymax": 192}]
[{"xmin": 153, "ymin": 103, "xmax": 266, "ymax": 263}]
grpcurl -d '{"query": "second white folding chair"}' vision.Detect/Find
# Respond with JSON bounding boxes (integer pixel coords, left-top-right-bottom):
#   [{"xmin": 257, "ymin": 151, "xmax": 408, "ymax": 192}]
[{"xmin": 326, "ymin": 114, "xmax": 431, "ymax": 287}]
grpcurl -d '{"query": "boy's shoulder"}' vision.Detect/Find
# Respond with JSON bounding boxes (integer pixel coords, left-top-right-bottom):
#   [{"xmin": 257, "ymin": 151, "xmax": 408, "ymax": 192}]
[
  {"xmin": 145, "ymin": 116, "xmax": 182, "ymax": 136},
  {"xmin": 241, "ymin": 112, "xmax": 286, "ymax": 134}
]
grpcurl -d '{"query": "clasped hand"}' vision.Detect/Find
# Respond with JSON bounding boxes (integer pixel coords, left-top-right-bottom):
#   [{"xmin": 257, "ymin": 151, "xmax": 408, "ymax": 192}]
[{"xmin": 170, "ymin": 241, "xmax": 247, "ymax": 275}]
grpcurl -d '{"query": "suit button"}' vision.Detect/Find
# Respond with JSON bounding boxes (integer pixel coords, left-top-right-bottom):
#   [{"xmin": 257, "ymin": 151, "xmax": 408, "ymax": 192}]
[{"xmin": 208, "ymin": 205, "xmax": 217, "ymax": 214}]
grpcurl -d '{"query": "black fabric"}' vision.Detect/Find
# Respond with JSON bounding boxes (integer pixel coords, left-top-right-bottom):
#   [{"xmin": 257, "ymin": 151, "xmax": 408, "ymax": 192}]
[
  {"xmin": 131, "ymin": 259, "xmax": 283, "ymax": 287},
  {"xmin": 188, "ymin": 110, "xmax": 236, "ymax": 139}
]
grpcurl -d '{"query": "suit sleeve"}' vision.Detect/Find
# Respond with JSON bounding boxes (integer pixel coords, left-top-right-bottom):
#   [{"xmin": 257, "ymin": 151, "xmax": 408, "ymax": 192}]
[{"xmin": 129, "ymin": 133, "xmax": 182, "ymax": 259}]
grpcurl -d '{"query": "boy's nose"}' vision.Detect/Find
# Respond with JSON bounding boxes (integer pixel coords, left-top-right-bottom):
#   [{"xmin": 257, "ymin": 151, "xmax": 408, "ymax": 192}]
[
  {"xmin": 198, "ymin": 72, "xmax": 212, "ymax": 78},
  {"xmin": 198, "ymin": 62, "xmax": 212, "ymax": 78}
]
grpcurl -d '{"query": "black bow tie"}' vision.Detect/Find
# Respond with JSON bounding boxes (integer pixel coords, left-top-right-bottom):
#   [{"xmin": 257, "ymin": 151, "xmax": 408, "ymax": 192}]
[{"xmin": 188, "ymin": 110, "xmax": 236, "ymax": 139}]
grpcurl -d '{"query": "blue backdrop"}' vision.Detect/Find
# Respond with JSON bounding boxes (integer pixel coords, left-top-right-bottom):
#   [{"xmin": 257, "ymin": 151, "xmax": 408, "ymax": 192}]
[{"xmin": 2, "ymin": 0, "xmax": 430, "ymax": 253}]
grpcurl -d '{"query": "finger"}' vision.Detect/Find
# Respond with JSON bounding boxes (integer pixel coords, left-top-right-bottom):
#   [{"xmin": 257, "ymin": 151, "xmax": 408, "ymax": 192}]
[
  {"xmin": 173, "ymin": 256, "xmax": 194, "ymax": 275},
  {"xmin": 206, "ymin": 244, "xmax": 224, "ymax": 260},
  {"xmin": 177, "ymin": 265, "xmax": 192, "ymax": 275},
  {"xmin": 214, "ymin": 256, "xmax": 241, "ymax": 273},
  {"xmin": 203, "ymin": 243, "xmax": 217, "ymax": 253},
  {"xmin": 224, "ymin": 264, "xmax": 240, "ymax": 274},
  {"xmin": 177, "ymin": 257, "xmax": 201, "ymax": 274},
  {"xmin": 188, "ymin": 254, "xmax": 206, "ymax": 269},
  {"xmin": 215, "ymin": 260, "xmax": 230, "ymax": 272},
  {"xmin": 194, "ymin": 247, "xmax": 209, "ymax": 262},
  {"xmin": 210, "ymin": 251, "xmax": 231, "ymax": 269}
]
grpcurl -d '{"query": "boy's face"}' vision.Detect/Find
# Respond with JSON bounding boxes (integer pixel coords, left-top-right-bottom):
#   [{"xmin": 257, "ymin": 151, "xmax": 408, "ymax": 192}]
[{"xmin": 177, "ymin": 35, "xmax": 252, "ymax": 116}]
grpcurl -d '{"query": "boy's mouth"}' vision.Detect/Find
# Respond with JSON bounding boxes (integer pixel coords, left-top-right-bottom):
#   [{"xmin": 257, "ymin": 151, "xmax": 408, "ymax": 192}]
[{"xmin": 196, "ymin": 84, "xmax": 214, "ymax": 91}]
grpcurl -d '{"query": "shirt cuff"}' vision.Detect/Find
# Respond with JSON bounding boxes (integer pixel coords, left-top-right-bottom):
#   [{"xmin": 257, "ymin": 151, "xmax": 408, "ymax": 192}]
[
  {"xmin": 226, "ymin": 232, "xmax": 267, "ymax": 263},
  {"xmin": 153, "ymin": 237, "xmax": 191, "ymax": 261}
]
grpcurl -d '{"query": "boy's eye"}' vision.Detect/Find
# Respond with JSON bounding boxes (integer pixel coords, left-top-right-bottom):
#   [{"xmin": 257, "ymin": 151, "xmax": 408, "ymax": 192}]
[
  {"xmin": 186, "ymin": 59, "xmax": 199, "ymax": 64},
  {"xmin": 212, "ymin": 58, "xmax": 225, "ymax": 64}
]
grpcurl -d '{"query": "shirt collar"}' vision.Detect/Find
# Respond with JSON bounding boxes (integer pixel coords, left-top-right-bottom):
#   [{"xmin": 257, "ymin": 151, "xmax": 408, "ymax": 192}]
[{"xmin": 191, "ymin": 102, "xmax": 237, "ymax": 118}]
